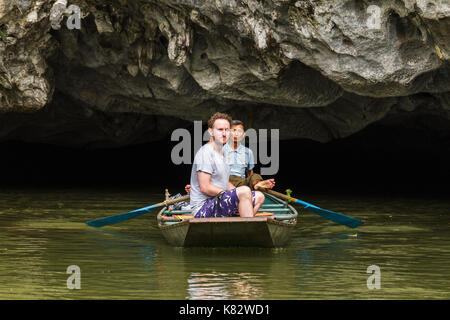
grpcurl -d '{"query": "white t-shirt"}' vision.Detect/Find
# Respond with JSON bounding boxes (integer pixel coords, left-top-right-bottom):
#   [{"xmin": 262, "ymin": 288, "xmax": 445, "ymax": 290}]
[{"xmin": 189, "ymin": 143, "xmax": 230, "ymax": 215}]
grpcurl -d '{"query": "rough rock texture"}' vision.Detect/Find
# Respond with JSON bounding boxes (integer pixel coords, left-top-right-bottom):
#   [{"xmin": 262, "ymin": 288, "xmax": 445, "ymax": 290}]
[{"xmin": 0, "ymin": 0, "xmax": 449, "ymax": 146}]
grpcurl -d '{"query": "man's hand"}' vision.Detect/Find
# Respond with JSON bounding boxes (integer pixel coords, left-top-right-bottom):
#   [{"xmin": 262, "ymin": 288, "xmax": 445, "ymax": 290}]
[{"xmin": 184, "ymin": 184, "xmax": 191, "ymax": 194}]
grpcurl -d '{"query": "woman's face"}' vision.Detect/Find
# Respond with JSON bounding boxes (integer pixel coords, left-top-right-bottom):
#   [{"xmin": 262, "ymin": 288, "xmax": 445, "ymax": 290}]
[{"xmin": 231, "ymin": 124, "xmax": 245, "ymax": 143}]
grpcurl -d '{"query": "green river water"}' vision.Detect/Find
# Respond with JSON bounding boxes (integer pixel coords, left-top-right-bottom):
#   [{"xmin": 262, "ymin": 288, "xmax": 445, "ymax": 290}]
[{"xmin": 0, "ymin": 188, "xmax": 448, "ymax": 300}]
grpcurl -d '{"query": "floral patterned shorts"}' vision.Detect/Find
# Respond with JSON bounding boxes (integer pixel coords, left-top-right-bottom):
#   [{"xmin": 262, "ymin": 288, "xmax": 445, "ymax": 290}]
[{"xmin": 194, "ymin": 189, "xmax": 256, "ymax": 218}]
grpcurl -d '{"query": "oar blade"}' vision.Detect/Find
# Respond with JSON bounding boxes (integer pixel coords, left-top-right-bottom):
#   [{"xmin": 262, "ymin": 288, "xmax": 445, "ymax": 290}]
[
  {"xmin": 298, "ymin": 201, "xmax": 363, "ymax": 228},
  {"xmin": 86, "ymin": 205, "xmax": 157, "ymax": 228}
]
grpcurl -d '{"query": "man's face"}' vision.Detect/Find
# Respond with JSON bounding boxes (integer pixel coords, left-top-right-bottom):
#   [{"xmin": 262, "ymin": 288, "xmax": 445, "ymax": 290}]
[
  {"xmin": 210, "ymin": 119, "xmax": 230, "ymax": 145},
  {"xmin": 231, "ymin": 124, "xmax": 245, "ymax": 143}
]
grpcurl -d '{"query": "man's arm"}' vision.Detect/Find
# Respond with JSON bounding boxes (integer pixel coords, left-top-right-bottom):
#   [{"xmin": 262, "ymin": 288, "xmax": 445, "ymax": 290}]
[{"xmin": 198, "ymin": 171, "xmax": 225, "ymax": 196}]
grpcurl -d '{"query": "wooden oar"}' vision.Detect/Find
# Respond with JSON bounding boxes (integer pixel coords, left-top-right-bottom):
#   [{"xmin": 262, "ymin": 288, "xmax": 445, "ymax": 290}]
[
  {"xmin": 86, "ymin": 195, "xmax": 190, "ymax": 228},
  {"xmin": 265, "ymin": 189, "xmax": 363, "ymax": 228}
]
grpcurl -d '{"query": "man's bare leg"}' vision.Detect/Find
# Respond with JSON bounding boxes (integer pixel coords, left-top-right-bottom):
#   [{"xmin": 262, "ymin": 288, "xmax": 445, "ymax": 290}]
[{"xmin": 236, "ymin": 186, "xmax": 254, "ymax": 217}]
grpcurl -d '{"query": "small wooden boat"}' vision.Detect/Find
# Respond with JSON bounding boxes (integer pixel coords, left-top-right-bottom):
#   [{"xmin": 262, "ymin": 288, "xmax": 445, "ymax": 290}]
[{"xmin": 157, "ymin": 192, "xmax": 298, "ymax": 247}]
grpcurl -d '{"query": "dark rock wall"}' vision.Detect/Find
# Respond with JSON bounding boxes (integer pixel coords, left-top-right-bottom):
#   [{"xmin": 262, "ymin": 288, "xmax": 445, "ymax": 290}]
[{"xmin": 0, "ymin": 0, "xmax": 449, "ymax": 147}]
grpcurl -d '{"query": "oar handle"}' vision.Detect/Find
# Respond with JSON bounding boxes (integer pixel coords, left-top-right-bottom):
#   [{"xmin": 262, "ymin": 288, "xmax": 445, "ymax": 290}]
[
  {"xmin": 265, "ymin": 189, "xmax": 297, "ymax": 203},
  {"xmin": 157, "ymin": 195, "xmax": 190, "ymax": 207}
]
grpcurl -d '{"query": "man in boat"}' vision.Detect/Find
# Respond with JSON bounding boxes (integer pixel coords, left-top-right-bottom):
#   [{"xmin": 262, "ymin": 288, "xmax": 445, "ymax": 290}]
[
  {"xmin": 223, "ymin": 120, "xmax": 275, "ymax": 191},
  {"xmin": 186, "ymin": 112, "xmax": 268, "ymax": 218}
]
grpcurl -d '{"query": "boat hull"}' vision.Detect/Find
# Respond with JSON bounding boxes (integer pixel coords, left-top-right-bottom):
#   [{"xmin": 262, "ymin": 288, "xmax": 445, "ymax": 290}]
[
  {"xmin": 157, "ymin": 192, "xmax": 298, "ymax": 248},
  {"xmin": 160, "ymin": 217, "xmax": 296, "ymax": 247}
]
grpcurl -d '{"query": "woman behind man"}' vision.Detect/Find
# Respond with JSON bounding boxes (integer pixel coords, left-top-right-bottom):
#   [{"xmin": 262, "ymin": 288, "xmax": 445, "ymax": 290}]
[{"xmin": 223, "ymin": 119, "xmax": 275, "ymax": 191}]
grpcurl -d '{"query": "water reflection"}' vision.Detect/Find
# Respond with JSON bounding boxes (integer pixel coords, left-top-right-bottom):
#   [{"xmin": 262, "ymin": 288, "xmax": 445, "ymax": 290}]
[
  {"xmin": 187, "ymin": 272, "xmax": 264, "ymax": 300},
  {"xmin": 174, "ymin": 247, "xmax": 303, "ymax": 300}
]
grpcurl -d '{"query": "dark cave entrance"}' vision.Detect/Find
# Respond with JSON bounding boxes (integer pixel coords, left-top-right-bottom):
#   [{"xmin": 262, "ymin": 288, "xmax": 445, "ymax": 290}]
[{"xmin": 0, "ymin": 113, "xmax": 448, "ymax": 197}]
